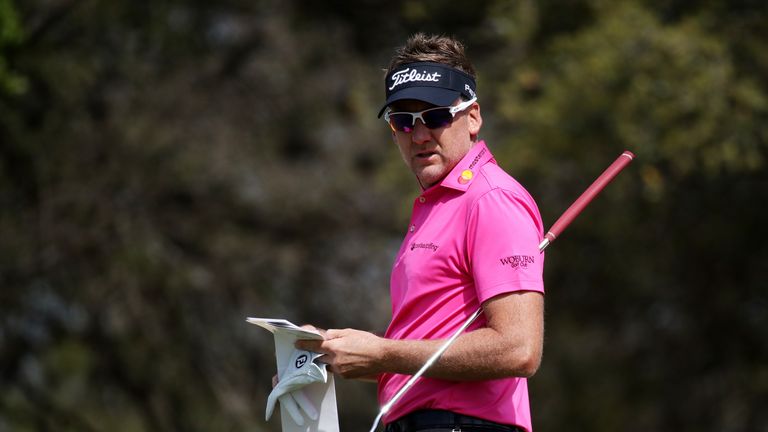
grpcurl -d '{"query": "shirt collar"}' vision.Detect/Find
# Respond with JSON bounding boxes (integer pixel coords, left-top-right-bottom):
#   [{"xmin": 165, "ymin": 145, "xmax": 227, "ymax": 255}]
[{"xmin": 425, "ymin": 140, "xmax": 495, "ymax": 193}]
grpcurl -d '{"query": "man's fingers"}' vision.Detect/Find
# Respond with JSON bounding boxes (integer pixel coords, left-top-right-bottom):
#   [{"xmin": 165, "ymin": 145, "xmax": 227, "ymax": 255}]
[
  {"xmin": 295, "ymin": 331, "xmax": 345, "ymax": 353},
  {"xmin": 300, "ymin": 324, "xmax": 328, "ymax": 338},
  {"xmin": 295, "ymin": 339, "xmax": 324, "ymax": 352},
  {"xmin": 324, "ymin": 328, "xmax": 344, "ymax": 339}
]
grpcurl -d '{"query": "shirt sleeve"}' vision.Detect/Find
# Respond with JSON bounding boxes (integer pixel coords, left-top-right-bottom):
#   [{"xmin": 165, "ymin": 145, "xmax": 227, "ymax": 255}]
[{"xmin": 466, "ymin": 188, "xmax": 545, "ymax": 303}]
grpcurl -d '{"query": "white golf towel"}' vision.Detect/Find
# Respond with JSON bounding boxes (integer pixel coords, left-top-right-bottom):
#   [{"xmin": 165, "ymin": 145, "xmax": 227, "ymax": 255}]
[{"xmin": 247, "ymin": 318, "xmax": 340, "ymax": 432}]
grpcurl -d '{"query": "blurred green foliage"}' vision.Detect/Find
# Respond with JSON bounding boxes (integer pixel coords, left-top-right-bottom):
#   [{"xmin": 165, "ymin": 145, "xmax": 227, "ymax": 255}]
[
  {"xmin": 1, "ymin": 1, "xmax": 766, "ymax": 431},
  {"xmin": 0, "ymin": 0, "xmax": 26, "ymax": 95}
]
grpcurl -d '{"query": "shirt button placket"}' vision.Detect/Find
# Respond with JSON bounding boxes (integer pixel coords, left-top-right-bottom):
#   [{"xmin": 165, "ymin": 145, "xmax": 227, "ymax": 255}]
[{"xmin": 410, "ymin": 196, "xmax": 425, "ymax": 234}]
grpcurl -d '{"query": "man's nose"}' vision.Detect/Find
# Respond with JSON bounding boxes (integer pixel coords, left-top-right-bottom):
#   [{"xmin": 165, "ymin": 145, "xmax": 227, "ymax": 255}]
[{"xmin": 410, "ymin": 120, "xmax": 431, "ymax": 144}]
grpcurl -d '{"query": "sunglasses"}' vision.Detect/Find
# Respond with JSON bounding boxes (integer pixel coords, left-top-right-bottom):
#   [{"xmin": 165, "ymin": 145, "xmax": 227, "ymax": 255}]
[{"xmin": 384, "ymin": 97, "xmax": 477, "ymax": 133}]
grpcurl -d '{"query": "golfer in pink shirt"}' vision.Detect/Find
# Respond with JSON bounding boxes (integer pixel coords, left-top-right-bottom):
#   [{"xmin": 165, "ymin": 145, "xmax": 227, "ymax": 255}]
[{"xmin": 298, "ymin": 33, "xmax": 545, "ymax": 432}]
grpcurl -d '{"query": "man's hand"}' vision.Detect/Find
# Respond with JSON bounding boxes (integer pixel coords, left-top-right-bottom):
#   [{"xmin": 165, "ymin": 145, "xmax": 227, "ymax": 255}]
[{"xmin": 296, "ymin": 329, "xmax": 386, "ymax": 379}]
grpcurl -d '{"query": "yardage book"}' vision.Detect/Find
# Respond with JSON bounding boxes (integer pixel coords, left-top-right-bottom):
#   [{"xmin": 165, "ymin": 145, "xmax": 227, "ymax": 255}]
[
  {"xmin": 246, "ymin": 318, "xmax": 325, "ymax": 341},
  {"xmin": 247, "ymin": 317, "xmax": 339, "ymax": 432}
]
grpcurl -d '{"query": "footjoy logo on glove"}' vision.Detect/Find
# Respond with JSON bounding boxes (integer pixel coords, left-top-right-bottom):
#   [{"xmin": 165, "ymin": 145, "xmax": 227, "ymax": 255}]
[
  {"xmin": 295, "ymin": 354, "xmax": 308, "ymax": 369},
  {"xmin": 500, "ymin": 255, "xmax": 535, "ymax": 269}
]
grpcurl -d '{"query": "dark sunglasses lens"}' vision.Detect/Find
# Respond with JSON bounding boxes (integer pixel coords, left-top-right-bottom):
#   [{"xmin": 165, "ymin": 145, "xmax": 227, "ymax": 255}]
[
  {"xmin": 422, "ymin": 109, "xmax": 453, "ymax": 129},
  {"xmin": 389, "ymin": 114, "xmax": 415, "ymax": 133}
]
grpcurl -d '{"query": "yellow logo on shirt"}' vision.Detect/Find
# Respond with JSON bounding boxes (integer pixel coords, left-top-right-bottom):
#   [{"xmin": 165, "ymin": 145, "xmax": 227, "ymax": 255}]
[{"xmin": 459, "ymin": 169, "xmax": 473, "ymax": 184}]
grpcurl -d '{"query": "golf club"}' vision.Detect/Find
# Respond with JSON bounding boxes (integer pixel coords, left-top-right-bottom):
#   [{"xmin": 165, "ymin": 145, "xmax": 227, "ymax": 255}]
[{"xmin": 368, "ymin": 150, "xmax": 635, "ymax": 432}]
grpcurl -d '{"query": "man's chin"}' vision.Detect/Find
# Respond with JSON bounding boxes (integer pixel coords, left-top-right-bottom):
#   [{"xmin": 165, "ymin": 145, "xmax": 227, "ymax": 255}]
[{"xmin": 415, "ymin": 169, "xmax": 445, "ymax": 188}]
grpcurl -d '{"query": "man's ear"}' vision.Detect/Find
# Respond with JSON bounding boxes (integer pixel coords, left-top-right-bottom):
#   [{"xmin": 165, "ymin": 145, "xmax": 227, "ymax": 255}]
[{"xmin": 468, "ymin": 103, "xmax": 482, "ymax": 137}]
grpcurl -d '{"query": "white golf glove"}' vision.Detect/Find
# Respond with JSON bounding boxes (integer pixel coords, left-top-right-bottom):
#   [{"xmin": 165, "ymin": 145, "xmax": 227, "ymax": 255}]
[{"xmin": 266, "ymin": 348, "xmax": 328, "ymax": 425}]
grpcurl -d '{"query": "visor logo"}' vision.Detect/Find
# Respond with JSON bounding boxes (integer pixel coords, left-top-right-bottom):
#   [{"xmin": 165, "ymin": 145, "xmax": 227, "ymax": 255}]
[
  {"xmin": 464, "ymin": 84, "xmax": 476, "ymax": 99},
  {"xmin": 389, "ymin": 68, "xmax": 442, "ymax": 90}
]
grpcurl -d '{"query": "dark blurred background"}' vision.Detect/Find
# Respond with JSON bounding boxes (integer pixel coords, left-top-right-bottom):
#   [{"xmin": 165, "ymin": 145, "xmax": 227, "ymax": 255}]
[{"xmin": 1, "ymin": 0, "xmax": 766, "ymax": 431}]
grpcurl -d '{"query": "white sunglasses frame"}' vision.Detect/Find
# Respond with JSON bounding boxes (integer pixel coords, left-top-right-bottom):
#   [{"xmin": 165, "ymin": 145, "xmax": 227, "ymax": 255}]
[{"xmin": 384, "ymin": 97, "xmax": 478, "ymax": 132}]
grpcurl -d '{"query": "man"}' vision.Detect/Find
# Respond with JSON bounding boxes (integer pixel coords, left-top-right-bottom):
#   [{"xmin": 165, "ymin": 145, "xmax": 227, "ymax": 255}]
[{"xmin": 297, "ymin": 33, "xmax": 545, "ymax": 432}]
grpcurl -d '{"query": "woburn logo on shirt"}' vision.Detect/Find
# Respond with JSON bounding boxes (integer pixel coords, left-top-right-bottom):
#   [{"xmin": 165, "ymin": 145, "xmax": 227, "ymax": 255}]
[
  {"xmin": 410, "ymin": 242, "xmax": 439, "ymax": 252},
  {"xmin": 500, "ymin": 255, "xmax": 534, "ymax": 269}
]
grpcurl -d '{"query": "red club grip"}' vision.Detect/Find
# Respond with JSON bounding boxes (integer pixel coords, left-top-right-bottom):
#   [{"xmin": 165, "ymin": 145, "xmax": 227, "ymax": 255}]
[{"xmin": 540, "ymin": 151, "xmax": 635, "ymax": 251}]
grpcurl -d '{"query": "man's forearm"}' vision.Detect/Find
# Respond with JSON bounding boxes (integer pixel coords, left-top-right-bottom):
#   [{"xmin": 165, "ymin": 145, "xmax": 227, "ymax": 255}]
[
  {"xmin": 296, "ymin": 293, "xmax": 544, "ymax": 381},
  {"xmin": 378, "ymin": 326, "xmax": 541, "ymax": 381}
]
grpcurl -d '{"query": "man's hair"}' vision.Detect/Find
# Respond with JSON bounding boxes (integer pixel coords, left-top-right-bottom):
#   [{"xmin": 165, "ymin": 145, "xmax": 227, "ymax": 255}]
[{"xmin": 387, "ymin": 33, "xmax": 476, "ymax": 78}]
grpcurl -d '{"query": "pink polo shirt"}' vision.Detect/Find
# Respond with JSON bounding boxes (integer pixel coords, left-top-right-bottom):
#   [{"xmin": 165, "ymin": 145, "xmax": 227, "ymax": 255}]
[{"xmin": 378, "ymin": 141, "xmax": 544, "ymax": 431}]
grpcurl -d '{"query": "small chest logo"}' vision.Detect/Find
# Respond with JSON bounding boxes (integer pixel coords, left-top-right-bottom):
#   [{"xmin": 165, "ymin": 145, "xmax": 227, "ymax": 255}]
[
  {"xmin": 410, "ymin": 242, "xmax": 439, "ymax": 252},
  {"xmin": 500, "ymin": 255, "xmax": 535, "ymax": 269}
]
